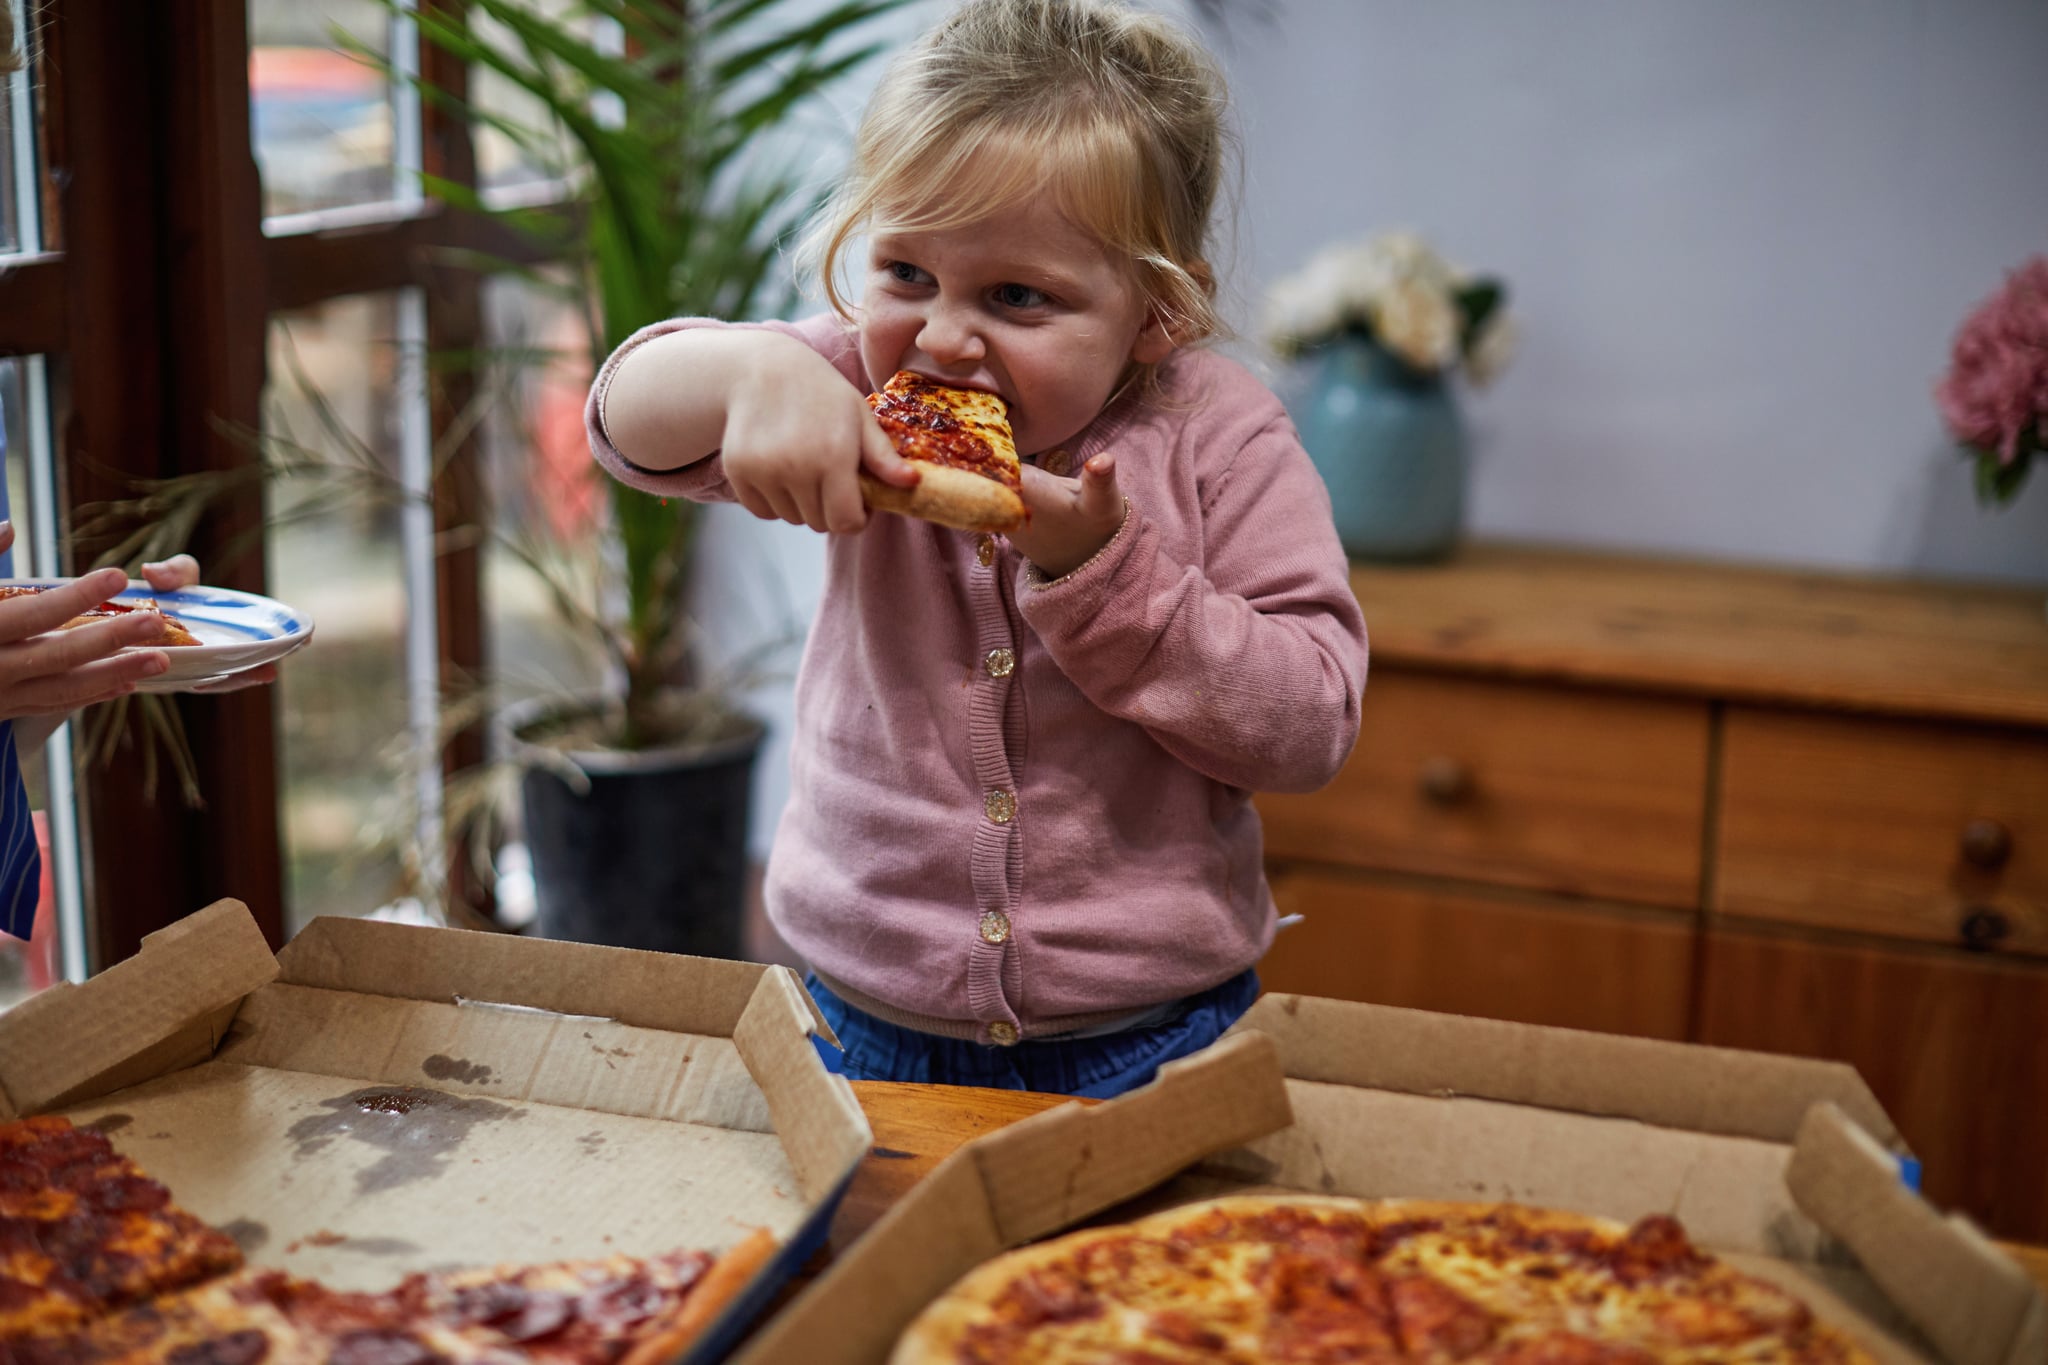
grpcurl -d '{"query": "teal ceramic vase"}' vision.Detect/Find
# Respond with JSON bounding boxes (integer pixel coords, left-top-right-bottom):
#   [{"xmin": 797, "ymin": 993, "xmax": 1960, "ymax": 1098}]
[{"xmin": 1292, "ymin": 335, "xmax": 1466, "ymax": 561}]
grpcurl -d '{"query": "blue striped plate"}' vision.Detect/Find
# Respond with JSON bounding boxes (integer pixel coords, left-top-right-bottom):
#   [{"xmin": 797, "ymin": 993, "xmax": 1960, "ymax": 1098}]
[{"xmin": 1, "ymin": 579, "xmax": 315, "ymax": 693}]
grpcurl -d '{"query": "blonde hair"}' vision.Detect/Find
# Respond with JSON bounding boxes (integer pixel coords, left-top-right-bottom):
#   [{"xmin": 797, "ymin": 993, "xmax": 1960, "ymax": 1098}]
[{"xmin": 807, "ymin": 0, "xmax": 1229, "ymax": 361}]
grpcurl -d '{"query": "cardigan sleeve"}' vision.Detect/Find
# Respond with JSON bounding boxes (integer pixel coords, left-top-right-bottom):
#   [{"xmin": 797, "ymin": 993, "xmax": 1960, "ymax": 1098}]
[
  {"xmin": 585, "ymin": 313, "xmax": 866, "ymax": 502},
  {"xmin": 1017, "ymin": 408, "xmax": 1369, "ymax": 794}
]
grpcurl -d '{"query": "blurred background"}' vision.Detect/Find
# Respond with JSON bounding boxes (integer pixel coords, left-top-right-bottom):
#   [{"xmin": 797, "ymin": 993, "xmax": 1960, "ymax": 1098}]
[{"xmin": 0, "ymin": 0, "xmax": 2042, "ymax": 1238}]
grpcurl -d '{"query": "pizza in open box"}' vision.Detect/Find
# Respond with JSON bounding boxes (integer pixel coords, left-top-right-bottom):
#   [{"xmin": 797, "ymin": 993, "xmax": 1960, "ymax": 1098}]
[
  {"xmin": 1, "ymin": 1116, "xmax": 776, "ymax": 1365},
  {"xmin": 892, "ymin": 1195, "xmax": 1877, "ymax": 1364}
]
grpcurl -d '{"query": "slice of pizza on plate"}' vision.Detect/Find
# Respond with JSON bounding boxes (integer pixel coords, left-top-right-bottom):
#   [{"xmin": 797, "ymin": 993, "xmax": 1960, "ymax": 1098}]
[
  {"xmin": 0, "ymin": 584, "xmax": 201, "ymax": 647},
  {"xmin": 861, "ymin": 371, "xmax": 1026, "ymax": 534}
]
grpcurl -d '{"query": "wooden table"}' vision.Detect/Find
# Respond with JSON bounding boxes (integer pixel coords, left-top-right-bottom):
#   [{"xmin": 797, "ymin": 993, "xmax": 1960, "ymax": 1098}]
[{"xmin": 835, "ymin": 1080, "xmax": 2048, "ymax": 1295}]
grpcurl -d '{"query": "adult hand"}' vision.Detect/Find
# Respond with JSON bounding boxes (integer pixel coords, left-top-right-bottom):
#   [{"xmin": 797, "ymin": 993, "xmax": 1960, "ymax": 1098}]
[
  {"xmin": 1009, "ymin": 454, "xmax": 1127, "ymax": 580},
  {"xmin": 0, "ymin": 522, "xmax": 173, "ymax": 725},
  {"xmin": 136, "ymin": 555, "xmax": 277, "ymax": 693}
]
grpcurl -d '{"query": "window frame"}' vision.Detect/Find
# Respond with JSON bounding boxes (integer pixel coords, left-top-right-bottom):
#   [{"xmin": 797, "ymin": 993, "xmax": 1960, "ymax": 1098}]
[{"xmin": 0, "ymin": 0, "xmax": 556, "ymax": 967}]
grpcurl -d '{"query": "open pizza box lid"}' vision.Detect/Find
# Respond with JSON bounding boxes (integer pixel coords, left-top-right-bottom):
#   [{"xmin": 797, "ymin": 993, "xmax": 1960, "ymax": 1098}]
[
  {"xmin": 0, "ymin": 899, "xmax": 872, "ymax": 1365},
  {"xmin": 738, "ymin": 994, "xmax": 2047, "ymax": 1365}
]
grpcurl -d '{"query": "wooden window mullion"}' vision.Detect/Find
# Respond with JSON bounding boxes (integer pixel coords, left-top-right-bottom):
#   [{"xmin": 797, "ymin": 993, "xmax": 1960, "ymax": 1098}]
[
  {"xmin": 418, "ymin": 0, "xmax": 492, "ymax": 919},
  {"xmin": 56, "ymin": 0, "xmax": 283, "ymax": 963}
]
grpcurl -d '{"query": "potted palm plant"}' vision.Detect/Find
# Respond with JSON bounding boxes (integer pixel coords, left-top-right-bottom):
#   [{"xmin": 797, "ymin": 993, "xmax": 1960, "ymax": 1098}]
[{"xmin": 358, "ymin": 0, "xmax": 908, "ymax": 954}]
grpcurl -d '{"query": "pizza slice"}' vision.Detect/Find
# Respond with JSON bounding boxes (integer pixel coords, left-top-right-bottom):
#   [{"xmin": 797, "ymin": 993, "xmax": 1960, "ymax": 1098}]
[
  {"xmin": 0, "ymin": 1116, "xmax": 244, "ymax": 1343},
  {"xmin": 386, "ymin": 1230, "xmax": 779, "ymax": 1365},
  {"xmin": 861, "ymin": 371, "xmax": 1026, "ymax": 533},
  {"xmin": 14, "ymin": 1233, "xmax": 780, "ymax": 1365},
  {"xmin": 4, "ymin": 1267, "xmax": 514, "ymax": 1365},
  {"xmin": 0, "ymin": 586, "xmax": 201, "ymax": 648}
]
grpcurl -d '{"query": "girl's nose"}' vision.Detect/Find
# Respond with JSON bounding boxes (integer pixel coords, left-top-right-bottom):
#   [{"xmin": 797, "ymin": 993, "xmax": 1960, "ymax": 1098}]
[{"xmin": 916, "ymin": 301, "xmax": 986, "ymax": 364}]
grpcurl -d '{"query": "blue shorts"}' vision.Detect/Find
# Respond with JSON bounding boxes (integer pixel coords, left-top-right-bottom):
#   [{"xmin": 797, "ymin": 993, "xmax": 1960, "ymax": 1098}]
[{"xmin": 803, "ymin": 969, "xmax": 1260, "ymax": 1100}]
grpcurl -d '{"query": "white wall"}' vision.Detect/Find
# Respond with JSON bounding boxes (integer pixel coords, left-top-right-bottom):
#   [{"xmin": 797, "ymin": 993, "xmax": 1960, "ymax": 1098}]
[
  {"xmin": 1216, "ymin": 0, "xmax": 2048, "ymax": 581},
  {"xmin": 701, "ymin": 0, "xmax": 2048, "ymax": 859}
]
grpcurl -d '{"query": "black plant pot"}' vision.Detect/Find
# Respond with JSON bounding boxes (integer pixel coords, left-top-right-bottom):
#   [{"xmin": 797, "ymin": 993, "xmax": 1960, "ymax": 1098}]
[{"xmin": 505, "ymin": 702, "xmax": 767, "ymax": 959}]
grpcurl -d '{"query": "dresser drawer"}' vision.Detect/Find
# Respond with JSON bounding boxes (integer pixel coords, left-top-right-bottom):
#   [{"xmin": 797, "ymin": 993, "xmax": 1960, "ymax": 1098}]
[
  {"xmin": 1259, "ymin": 867, "xmax": 1695, "ymax": 1040},
  {"xmin": 1697, "ymin": 925, "xmax": 2048, "ymax": 1241},
  {"xmin": 1715, "ymin": 708, "xmax": 2048, "ymax": 956},
  {"xmin": 1258, "ymin": 671, "xmax": 1710, "ymax": 908}
]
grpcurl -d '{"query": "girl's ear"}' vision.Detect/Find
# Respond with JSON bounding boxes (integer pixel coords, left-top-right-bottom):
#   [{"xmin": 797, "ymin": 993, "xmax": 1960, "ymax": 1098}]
[
  {"xmin": 1131, "ymin": 308, "xmax": 1179, "ymax": 365},
  {"xmin": 1130, "ymin": 258, "xmax": 1213, "ymax": 364}
]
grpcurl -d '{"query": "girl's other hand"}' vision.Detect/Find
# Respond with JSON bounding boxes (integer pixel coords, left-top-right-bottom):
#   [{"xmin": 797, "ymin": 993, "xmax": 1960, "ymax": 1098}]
[
  {"xmin": 1011, "ymin": 454, "xmax": 1126, "ymax": 580},
  {"xmin": 722, "ymin": 347, "xmax": 917, "ymax": 535},
  {"xmin": 0, "ymin": 523, "xmax": 172, "ymax": 722}
]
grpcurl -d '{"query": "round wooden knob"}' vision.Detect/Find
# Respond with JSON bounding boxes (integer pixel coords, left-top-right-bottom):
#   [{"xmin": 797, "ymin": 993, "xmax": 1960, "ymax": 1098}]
[
  {"xmin": 1958, "ymin": 906, "xmax": 2012, "ymax": 951},
  {"xmin": 1960, "ymin": 819, "xmax": 2012, "ymax": 870},
  {"xmin": 1418, "ymin": 756, "xmax": 1473, "ymax": 806}
]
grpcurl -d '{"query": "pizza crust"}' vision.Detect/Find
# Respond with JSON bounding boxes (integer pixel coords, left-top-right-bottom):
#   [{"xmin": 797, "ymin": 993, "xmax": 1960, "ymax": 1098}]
[{"xmin": 860, "ymin": 465, "xmax": 1026, "ymax": 534}]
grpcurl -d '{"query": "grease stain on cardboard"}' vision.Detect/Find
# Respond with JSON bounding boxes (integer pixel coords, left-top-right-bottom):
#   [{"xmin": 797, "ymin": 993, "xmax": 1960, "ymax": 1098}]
[
  {"xmin": 286, "ymin": 1086, "xmax": 525, "ymax": 1195},
  {"xmin": 420, "ymin": 1054, "xmax": 495, "ymax": 1085}
]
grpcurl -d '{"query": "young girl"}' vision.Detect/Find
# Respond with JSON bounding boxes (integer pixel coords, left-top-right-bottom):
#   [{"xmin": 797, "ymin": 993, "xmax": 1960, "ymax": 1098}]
[{"xmin": 587, "ymin": 0, "xmax": 1368, "ymax": 1098}]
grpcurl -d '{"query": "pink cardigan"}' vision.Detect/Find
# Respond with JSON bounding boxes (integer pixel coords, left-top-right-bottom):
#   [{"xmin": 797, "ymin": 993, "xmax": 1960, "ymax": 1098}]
[{"xmin": 587, "ymin": 314, "xmax": 1368, "ymax": 1043}]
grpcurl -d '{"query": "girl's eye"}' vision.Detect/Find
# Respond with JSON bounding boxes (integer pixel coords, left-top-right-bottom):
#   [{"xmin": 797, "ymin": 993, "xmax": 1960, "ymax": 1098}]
[
  {"xmin": 994, "ymin": 283, "xmax": 1047, "ymax": 309},
  {"xmin": 885, "ymin": 260, "xmax": 928, "ymax": 285}
]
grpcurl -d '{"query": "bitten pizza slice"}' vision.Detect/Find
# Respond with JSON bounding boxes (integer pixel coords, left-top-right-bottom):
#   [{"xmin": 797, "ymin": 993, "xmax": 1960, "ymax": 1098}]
[
  {"xmin": 861, "ymin": 371, "xmax": 1026, "ymax": 533},
  {"xmin": 0, "ymin": 586, "xmax": 201, "ymax": 647}
]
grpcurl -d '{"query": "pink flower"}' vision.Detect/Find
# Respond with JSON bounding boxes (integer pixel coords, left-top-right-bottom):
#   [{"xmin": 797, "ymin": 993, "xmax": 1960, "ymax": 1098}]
[
  {"xmin": 1936, "ymin": 256, "xmax": 2048, "ymax": 465},
  {"xmin": 1933, "ymin": 255, "xmax": 2048, "ymax": 464}
]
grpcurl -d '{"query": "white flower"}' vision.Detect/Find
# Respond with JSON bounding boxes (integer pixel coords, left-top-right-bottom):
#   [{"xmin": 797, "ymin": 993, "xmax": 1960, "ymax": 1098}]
[
  {"xmin": 1262, "ymin": 230, "xmax": 1510, "ymax": 381},
  {"xmin": 1371, "ymin": 231, "xmax": 1460, "ymax": 292},
  {"xmin": 1372, "ymin": 277, "xmax": 1461, "ymax": 371}
]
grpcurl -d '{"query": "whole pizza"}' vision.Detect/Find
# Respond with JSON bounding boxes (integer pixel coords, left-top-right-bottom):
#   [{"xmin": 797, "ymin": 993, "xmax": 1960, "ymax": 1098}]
[{"xmin": 890, "ymin": 1195, "xmax": 1878, "ymax": 1364}]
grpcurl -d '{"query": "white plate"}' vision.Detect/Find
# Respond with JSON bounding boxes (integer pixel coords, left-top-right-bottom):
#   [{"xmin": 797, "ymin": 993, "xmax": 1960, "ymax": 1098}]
[{"xmin": 1, "ymin": 579, "xmax": 315, "ymax": 693}]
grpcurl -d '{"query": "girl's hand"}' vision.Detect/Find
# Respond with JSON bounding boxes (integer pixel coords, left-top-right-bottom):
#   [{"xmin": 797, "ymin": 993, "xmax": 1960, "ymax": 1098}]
[
  {"xmin": 1010, "ymin": 454, "xmax": 1127, "ymax": 580},
  {"xmin": 721, "ymin": 347, "xmax": 918, "ymax": 534},
  {"xmin": 0, "ymin": 523, "xmax": 172, "ymax": 722}
]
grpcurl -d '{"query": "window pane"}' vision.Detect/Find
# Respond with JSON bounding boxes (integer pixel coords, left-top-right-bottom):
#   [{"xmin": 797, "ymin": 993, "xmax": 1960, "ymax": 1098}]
[
  {"xmin": 265, "ymin": 295, "xmax": 414, "ymax": 937},
  {"xmin": 475, "ymin": 273, "xmax": 601, "ymax": 929},
  {"xmin": 472, "ymin": 2, "xmax": 600, "ymax": 198},
  {"xmin": 481, "ymin": 271, "xmax": 605, "ymax": 700},
  {"xmin": 248, "ymin": 0, "xmax": 408, "ymax": 221},
  {"xmin": 0, "ymin": 0, "xmax": 30, "ymax": 255}
]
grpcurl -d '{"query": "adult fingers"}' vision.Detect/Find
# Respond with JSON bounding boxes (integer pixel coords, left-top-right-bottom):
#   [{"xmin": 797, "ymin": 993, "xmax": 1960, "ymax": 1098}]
[
  {"xmin": 859, "ymin": 420, "xmax": 920, "ymax": 488},
  {"xmin": 192, "ymin": 663, "xmax": 278, "ymax": 694},
  {"xmin": 139, "ymin": 554, "xmax": 201, "ymax": 591},
  {"xmin": 0, "ymin": 567, "xmax": 134, "ymax": 647},
  {"xmin": 0, "ymin": 520, "xmax": 14, "ymax": 558},
  {"xmin": 0, "ymin": 611, "xmax": 169, "ymax": 688},
  {"xmin": 0, "ymin": 649, "xmax": 167, "ymax": 718}
]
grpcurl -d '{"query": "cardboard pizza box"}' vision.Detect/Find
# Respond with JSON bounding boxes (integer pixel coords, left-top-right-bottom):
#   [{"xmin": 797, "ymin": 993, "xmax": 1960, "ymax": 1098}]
[
  {"xmin": 736, "ymin": 993, "xmax": 2047, "ymax": 1365},
  {"xmin": 0, "ymin": 899, "xmax": 873, "ymax": 1365}
]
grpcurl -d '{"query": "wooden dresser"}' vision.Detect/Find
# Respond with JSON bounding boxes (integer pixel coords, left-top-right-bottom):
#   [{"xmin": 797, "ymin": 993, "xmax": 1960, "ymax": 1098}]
[{"xmin": 1254, "ymin": 542, "xmax": 2048, "ymax": 1241}]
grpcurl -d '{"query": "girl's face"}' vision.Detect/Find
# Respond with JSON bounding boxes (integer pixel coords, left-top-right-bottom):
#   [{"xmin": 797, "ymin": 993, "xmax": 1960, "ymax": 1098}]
[{"xmin": 858, "ymin": 195, "xmax": 1175, "ymax": 459}]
